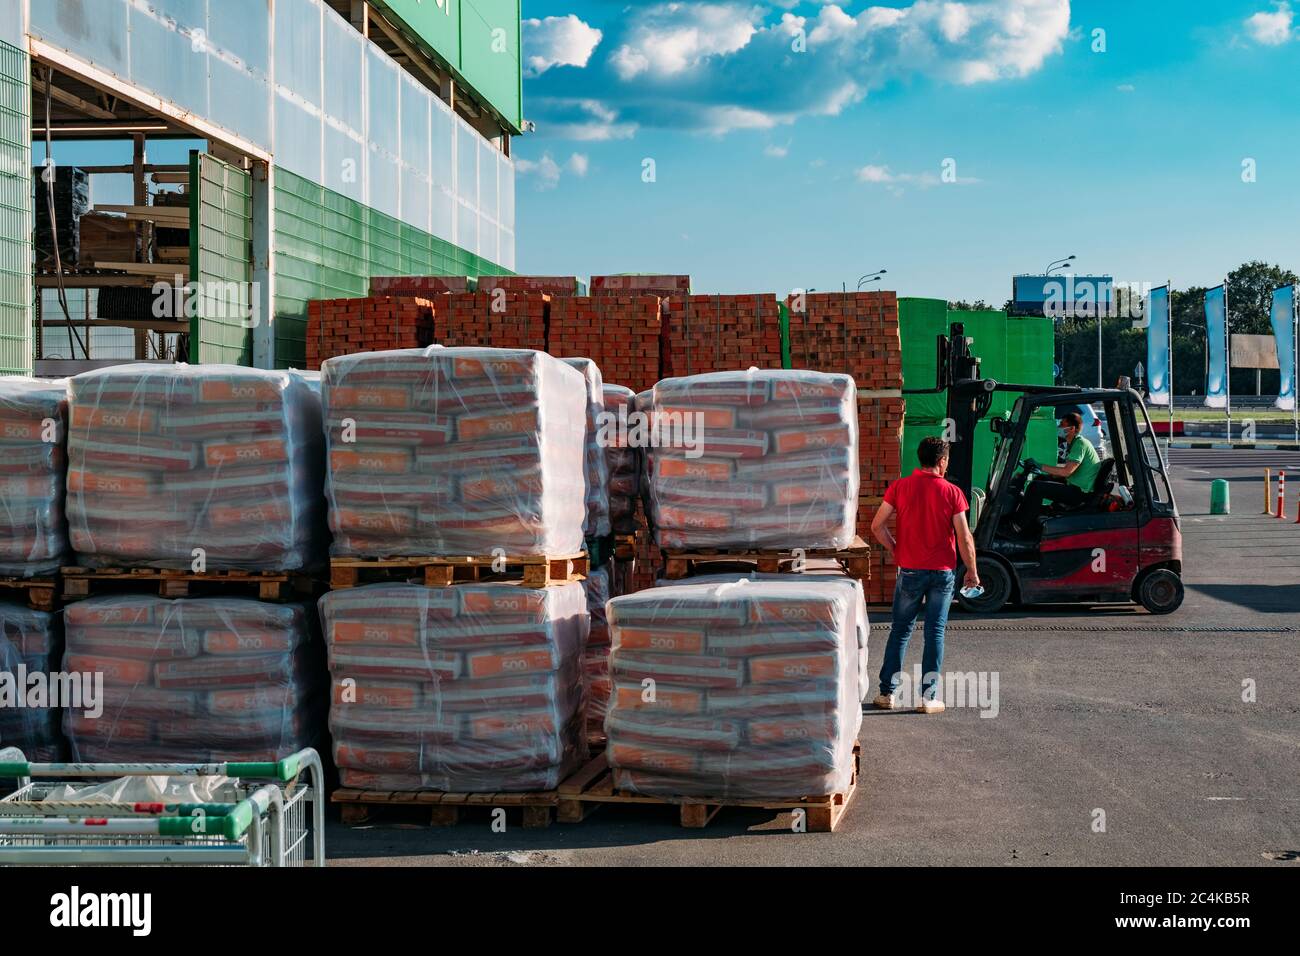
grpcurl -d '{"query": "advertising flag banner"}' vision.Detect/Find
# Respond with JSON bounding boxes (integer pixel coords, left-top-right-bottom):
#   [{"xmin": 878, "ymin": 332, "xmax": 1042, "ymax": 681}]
[
  {"xmin": 1204, "ymin": 286, "xmax": 1228, "ymax": 409},
  {"xmin": 1270, "ymin": 285, "xmax": 1296, "ymax": 411},
  {"xmin": 1146, "ymin": 287, "xmax": 1171, "ymax": 406}
]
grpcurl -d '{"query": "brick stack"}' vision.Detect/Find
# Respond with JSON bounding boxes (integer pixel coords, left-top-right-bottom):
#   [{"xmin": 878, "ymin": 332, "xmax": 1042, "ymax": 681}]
[
  {"xmin": 548, "ymin": 296, "xmax": 663, "ymax": 395},
  {"xmin": 661, "ymin": 295, "xmax": 783, "ymax": 378},
  {"xmin": 590, "ymin": 274, "xmax": 691, "ymax": 297},
  {"xmin": 370, "ymin": 275, "xmax": 471, "ymax": 295},
  {"xmin": 476, "ymin": 276, "xmax": 584, "ymax": 296},
  {"xmin": 434, "ymin": 292, "xmax": 548, "ymax": 351},
  {"xmin": 787, "ymin": 292, "xmax": 903, "ymax": 605},
  {"xmin": 306, "ymin": 296, "xmax": 436, "ymax": 370}
]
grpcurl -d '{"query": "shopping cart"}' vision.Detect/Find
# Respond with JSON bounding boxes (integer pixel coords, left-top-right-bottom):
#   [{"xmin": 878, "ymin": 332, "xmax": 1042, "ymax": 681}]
[{"xmin": 0, "ymin": 748, "xmax": 325, "ymax": 866}]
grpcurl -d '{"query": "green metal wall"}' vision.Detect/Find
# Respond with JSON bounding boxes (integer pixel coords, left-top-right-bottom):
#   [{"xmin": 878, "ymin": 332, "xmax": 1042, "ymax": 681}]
[
  {"xmin": 0, "ymin": 40, "xmax": 30, "ymax": 375},
  {"xmin": 272, "ymin": 166, "xmax": 509, "ymax": 368},
  {"xmin": 191, "ymin": 152, "xmax": 254, "ymax": 366},
  {"xmin": 372, "ymin": 0, "xmax": 522, "ymax": 132}
]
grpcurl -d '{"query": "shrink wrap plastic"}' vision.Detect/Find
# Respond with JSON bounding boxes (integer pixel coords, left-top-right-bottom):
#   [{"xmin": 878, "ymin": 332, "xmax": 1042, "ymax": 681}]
[
  {"xmin": 60, "ymin": 596, "xmax": 324, "ymax": 762},
  {"xmin": 582, "ymin": 566, "xmax": 611, "ymax": 739},
  {"xmin": 606, "ymin": 577, "xmax": 862, "ymax": 798},
  {"xmin": 0, "ymin": 377, "xmax": 70, "ymax": 575},
  {"xmin": 601, "ymin": 384, "xmax": 640, "ymax": 532},
  {"xmin": 322, "ymin": 347, "xmax": 588, "ymax": 557},
  {"xmin": 0, "ymin": 604, "xmax": 63, "ymax": 760},
  {"xmin": 647, "ymin": 370, "xmax": 859, "ymax": 549},
  {"xmin": 320, "ymin": 582, "xmax": 589, "ymax": 791},
  {"xmin": 66, "ymin": 365, "xmax": 325, "ymax": 571},
  {"xmin": 559, "ymin": 358, "xmax": 611, "ymax": 538}
]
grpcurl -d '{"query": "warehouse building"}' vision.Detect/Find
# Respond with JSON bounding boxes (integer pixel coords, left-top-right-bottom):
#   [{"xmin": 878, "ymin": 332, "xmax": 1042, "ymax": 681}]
[{"xmin": 0, "ymin": 0, "xmax": 520, "ymax": 375}]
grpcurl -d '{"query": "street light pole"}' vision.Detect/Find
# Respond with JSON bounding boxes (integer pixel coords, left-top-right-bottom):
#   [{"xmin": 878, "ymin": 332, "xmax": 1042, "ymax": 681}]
[{"xmin": 856, "ymin": 269, "xmax": 887, "ymax": 290}]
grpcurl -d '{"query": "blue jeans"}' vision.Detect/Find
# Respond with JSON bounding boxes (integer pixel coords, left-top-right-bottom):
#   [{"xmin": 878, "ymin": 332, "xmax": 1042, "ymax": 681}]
[{"xmin": 877, "ymin": 568, "xmax": 955, "ymax": 700}]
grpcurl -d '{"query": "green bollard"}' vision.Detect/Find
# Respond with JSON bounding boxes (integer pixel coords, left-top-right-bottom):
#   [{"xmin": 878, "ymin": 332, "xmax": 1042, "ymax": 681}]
[{"xmin": 1210, "ymin": 479, "xmax": 1230, "ymax": 515}]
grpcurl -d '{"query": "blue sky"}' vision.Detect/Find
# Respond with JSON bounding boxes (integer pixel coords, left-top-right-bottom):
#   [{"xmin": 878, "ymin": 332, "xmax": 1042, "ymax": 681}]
[{"xmin": 516, "ymin": 0, "xmax": 1300, "ymax": 302}]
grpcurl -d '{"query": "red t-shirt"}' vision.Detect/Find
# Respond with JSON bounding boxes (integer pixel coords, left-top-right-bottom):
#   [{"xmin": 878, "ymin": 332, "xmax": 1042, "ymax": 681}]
[{"xmin": 883, "ymin": 470, "xmax": 970, "ymax": 571}]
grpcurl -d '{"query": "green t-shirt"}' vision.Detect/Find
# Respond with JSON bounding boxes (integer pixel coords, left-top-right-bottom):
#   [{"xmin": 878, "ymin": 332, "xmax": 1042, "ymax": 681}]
[{"xmin": 1064, "ymin": 435, "xmax": 1101, "ymax": 490}]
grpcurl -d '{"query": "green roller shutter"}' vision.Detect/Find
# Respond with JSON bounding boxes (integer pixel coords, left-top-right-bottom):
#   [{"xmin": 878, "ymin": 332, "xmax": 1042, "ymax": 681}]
[{"xmin": 190, "ymin": 151, "xmax": 253, "ymax": 365}]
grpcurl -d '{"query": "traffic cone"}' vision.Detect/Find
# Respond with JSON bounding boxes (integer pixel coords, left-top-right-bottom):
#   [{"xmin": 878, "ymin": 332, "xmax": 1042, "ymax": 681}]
[{"xmin": 1278, "ymin": 471, "xmax": 1287, "ymax": 520}]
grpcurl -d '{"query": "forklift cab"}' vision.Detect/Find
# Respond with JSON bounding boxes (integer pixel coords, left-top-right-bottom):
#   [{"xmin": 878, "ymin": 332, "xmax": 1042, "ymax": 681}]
[{"xmin": 919, "ymin": 325, "xmax": 1184, "ymax": 615}]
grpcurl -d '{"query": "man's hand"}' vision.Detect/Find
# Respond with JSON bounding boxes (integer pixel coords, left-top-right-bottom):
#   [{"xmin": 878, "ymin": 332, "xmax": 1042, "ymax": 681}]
[{"xmin": 963, "ymin": 567, "xmax": 981, "ymax": 590}]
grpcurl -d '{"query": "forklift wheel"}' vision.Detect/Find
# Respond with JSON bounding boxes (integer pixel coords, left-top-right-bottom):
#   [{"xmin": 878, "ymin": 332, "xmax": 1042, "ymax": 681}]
[
  {"xmin": 957, "ymin": 558, "xmax": 1012, "ymax": 614},
  {"xmin": 1137, "ymin": 569, "xmax": 1184, "ymax": 615}
]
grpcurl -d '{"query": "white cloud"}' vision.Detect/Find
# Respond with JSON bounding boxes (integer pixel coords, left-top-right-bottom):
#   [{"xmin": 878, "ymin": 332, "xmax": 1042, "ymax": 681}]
[
  {"xmin": 855, "ymin": 162, "xmax": 980, "ymax": 189},
  {"xmin": 610, "ymin": 2, "xmax": 761, "ymax": 80},
  {"xmin": 566, "ymin": 153, "xmax": 589, "ymax": 177},
  {"xmin": 1244, "ymin": 3, "xmax": 1294, "ymax": 45},
  {"xmin": 527, "ymin": 98, "xmax": 639, "ymax": 141},
  {"xmin": 516, "ymin": 152, "xmax": 590, "ymax": 189},
  {"xmin": 764, "ymin": 143, "xmax": 790, "ymax": 158},
  {"xmin": 523, "ymin": 15, "xmax": 603, "ymax": 76},
  {"xmin": 530, "ymin": 0, "xmax": 1073, "ymax": 137},
  {"xmin": 1116, "ymin": 83, "xmax": 1135, "ymax": 92}
]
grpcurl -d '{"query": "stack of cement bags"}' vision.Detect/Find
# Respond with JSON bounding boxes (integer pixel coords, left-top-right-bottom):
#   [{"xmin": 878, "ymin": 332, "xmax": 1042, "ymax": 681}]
[
  {"xmin": 646, "ymin": 370, "xmax": 859, "ymax": 549},
  {"xmin": 602, "ymin": 384, "xmax": 640, "ymax": 533},
  {"xmin": 322, "ymin": 347, "xmax": 587, "ymax": 557},
  {"xmin": 560, "ymin": 357, "xmax": 611, "ymax": 538},
  {"xmin": 61, "ymin": 596, "xmax": 323, "ymax": 762},
  {"xmin": 320, "ymin": 581, "xmax": 588, "ymax": 791},
  {"xmin": 0, "ymin": 604, "xmax": 63, "ymax": 760},
  {"xmin": 65, "ymin": 366, "xmax": 324, "ymax": 570},
  {"xmin": 0, "ymin": 377, "xmax": 69, "ymax": 575},
  {"xmin": 605, "ymin": 576, "xmax": 862, "ymax": 798}
]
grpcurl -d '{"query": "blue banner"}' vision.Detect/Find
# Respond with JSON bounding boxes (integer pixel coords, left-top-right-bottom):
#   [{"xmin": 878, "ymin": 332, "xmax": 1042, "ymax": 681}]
[
  {"xmin": 1271, "ymin": 285, "xmax": 1296, "ymax": 411},
  {"xmin": 1204, "ymin": 286, "xmax": 1228, "ymax": 408},
  {"xmin": 1146, "ymin": 286, "xmax": 1171, "ymax": 405}
]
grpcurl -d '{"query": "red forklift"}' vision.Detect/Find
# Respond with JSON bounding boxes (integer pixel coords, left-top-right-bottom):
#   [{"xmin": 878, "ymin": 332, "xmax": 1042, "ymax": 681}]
[{"xmin": 912, "ymin": 325, "xmax": 1184, "ymax": 614}]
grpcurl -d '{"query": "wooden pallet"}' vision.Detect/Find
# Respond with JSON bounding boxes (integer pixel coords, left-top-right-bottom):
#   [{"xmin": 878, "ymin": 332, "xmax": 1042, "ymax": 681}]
[
  {"xmin": 329, "ymin": 552, "xmax": 589, "ymax": 590},
  {"xmin": 331, "ymin": 787, "xmax": 558, "ymax": 829},
  {"xmin": 0, "ymin": 575, "xmax": 58, "ymax": 611},
  {"xmin": 612, "ymin": 534, "xmax": 637, "ymax": 560},
  {"xmin": 60, "ymin": 566, "xmax": 319, "ymax": 602},
  {"xmin": 556, "ymin": 744, "xmax": 860, "ymax": 832},
  {"xmin": 662, "ymin": 536, "xmax": 871, "ymax": 582}
]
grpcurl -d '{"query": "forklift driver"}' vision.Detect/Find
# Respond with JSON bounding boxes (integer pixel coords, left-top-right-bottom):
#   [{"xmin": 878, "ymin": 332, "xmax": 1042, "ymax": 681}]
[{"xmin": 1010, "ymin": 411, "xmax": 1101, "ymax": 535}]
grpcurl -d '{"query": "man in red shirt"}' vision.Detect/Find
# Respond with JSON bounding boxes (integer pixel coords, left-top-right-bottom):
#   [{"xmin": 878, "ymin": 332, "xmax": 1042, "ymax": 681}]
[{"xmin": 870, "ymin": 437, "xmax": 979, "ymax": 713}]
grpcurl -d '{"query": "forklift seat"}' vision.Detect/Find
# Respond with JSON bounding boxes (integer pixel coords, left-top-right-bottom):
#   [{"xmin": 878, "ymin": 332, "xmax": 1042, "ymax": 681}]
[{"xmin": 1042, "ymin": 458, "xmax": 1117, "ymax": 521}]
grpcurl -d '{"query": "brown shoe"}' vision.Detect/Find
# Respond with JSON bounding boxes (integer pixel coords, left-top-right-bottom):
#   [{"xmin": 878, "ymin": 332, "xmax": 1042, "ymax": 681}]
[
  {"xmin": 916, "ymin": 698, "xmax": 946, "ymax": 714},
  {"xmin": 872, "ymin": 693, "xmax": 896, "ymax": 710}
]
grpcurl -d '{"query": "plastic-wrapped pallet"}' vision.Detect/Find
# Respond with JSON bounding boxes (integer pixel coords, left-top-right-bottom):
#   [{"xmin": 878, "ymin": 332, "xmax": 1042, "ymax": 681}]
[
  {"xmin": 0, "ymin": 377, "xmax": 69, "ymax": 575},
  {"xmin": 602, "ymin": 384, "xmax": 640, "ymax": 533},
  {"xmin": 60, "ymin": 596, "xmax": 325, "ymax": 762},
  {"xmin": 582, "ymin": 565, "xmax": 612, "ymax": 742},
  {"xmin": 320, "ymin": 582, "xmax": 588, "ymax": 791},
  {"xmin": 0, "ymin": 604, "xmax": 63, "ymax": 760},
  {"xmin": 322, "ymin": 347, "xmax": 587, "ymax": 557},
  {"xmin": 647, "ymin": 369, "xmax": 859, "ymax": 549},
  {"xmin": 559, "ymin": 357, "xmax": 611, "ymax": 538},
  {"xmin": 66, "ymin": 365, "xmax": 324, "ymax": 571},
  {"xmin": 670, "ymin": 571, "xmax": 871, "ymax": 703},
  {"xmin": 605, "ymin": 577, "xmax": 862, "ymax": 799}
]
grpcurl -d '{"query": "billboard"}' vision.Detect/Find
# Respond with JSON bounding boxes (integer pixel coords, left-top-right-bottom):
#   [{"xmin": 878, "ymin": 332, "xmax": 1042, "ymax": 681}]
[
  {"xmin": 1271, "ymin": 285, "xmax": 1296, "ymax": 411},
  {"xmin": 1011, "ymin": 275, "xmax": 1115, "ymax": 318}
]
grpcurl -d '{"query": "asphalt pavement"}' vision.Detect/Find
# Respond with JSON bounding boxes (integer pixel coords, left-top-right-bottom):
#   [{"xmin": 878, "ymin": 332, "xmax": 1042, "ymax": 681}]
[{"xmin": 326, "ymin": 446, "xmax": 1300, "ymax": 867}]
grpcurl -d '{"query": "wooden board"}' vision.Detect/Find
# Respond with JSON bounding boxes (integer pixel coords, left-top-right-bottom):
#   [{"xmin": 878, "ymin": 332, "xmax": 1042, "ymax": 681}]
[
  {"xmin": 60, "ymin": 566, "xmax": 320, "ymax": 602},
  {"xmin": 556, "ymin": 744, "xmax": 860, "ymax": 832},
  {"xmin": 0, "ymin": 575, "xmax": 59, "ymax": 612},
  {"xmin": 89, "ymin": 261, "xmax": 189, "ymax": 276},
  {"xmin": 91, "ymin": 204, "xmax": 189, "ymax": 224},
  {"xmin": 329, "ymin": 552, "xmax": 589, "ymax": 590},
  {"xmin": 332, "ymin": 787, "xmax": 557, "ymax": 829},
  {"xmin": 662, "ymin": 536, "xmax": 871, "ymax": 582}
]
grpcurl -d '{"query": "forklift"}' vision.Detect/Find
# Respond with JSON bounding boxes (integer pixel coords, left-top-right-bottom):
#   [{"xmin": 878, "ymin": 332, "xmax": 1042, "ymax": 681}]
[{"xmin": 912, "ymin": 324, "xmax": 1184, "ymax": 615}]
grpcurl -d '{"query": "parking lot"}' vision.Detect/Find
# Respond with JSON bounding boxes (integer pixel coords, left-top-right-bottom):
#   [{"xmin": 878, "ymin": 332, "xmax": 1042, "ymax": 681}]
[{"xmin": 326, "ymin": 447, "xmax": 1300, "ymax": 866}]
